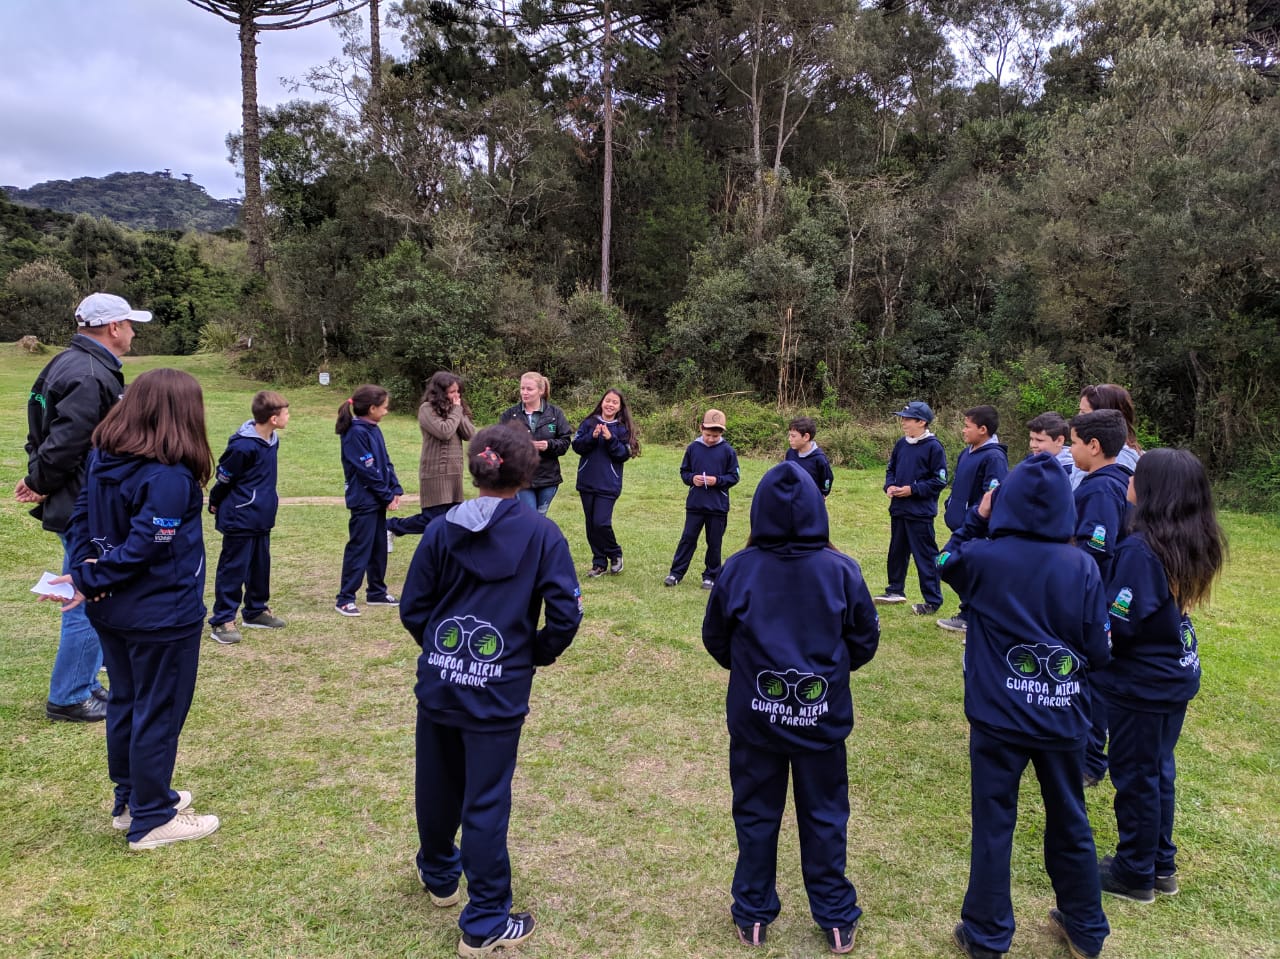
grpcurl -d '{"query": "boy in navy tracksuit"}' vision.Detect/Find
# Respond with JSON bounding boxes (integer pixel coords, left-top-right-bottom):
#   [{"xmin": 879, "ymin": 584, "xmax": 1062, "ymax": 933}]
[
  {"xmin": 874, "ymin": 401, "xmax": 948, "ymax": 615},
  {"xmin": 785, "ymin": 416, "xmax": 834, "ymax": 497},
  {"xmin": 1027, "ymin": 411, "xmax": 1079, "ymax": 487},
  {"xmin": 940, "ymin": 405, "xmax": 1009, "ymax": 633},
  {"xmin": 937, "ymin": 454, "xmax": 1111, "ymax": 959},
  {"xmin": 208, "ymin": 391, "xmax": 289, "ymax": 644},
  {"xmin": 1069, "ymin": 409, "xmax": 1132, "ymax": 786},
  {"xmin": 703, "ymin": 462, "xmax": 879, "ymax": 954},
  {"xmin": 665, "ymin": 409, "xmax": 739, "ymax": 589},
  {"xmin": 400, "ymin": 425, "xmax": 581, "ymax": 958}
]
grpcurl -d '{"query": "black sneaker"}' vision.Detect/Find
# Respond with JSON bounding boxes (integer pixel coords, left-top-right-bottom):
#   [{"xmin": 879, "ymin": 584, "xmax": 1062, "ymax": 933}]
[
  {"xmin": 702, "ymin": 577, "xmax": 715, "ymax": 590},
  {"xmin": 1155, "ymin": 872, "xmax": 1179, "ymax": 896},
  {"xmin": 458, "ymin": 912, "xmax": 536, "ymax": 957},
  {"xmin": 1083, "ymin": 773, "xmax": 1103, "ymax": 788},
  {"xmin": 953, "ymin": 923, "xmax": 1004, "ymax": 958},
  {"xmin": 1048, "ymin": 908, "xmax": 1101, "ymax": 959},
  {"xmin": 609, "ymin": 555, "xmax": 624, "ymax": 575},
  {"xmin": 366, "ymin": 594, "xmax": 400, "ymax": 607},
  {"xmin": 873, "ymin": 592, "xmax": 908, "ymax": 605},
  {"xmin": 736, "ymin": 921, "xmax": 767, "ymax": 946},
  {"xmin": 912, "ymin": 603, "xmax": 940, "ymax": 615},
  {"xmin": 45, "ymin": 696, "xmax": 108, "ymax": 723},
  {"xmin": 664, "ymin": 574, "xmax": 680, "ymax": 587},
  {"xmin": 826, "ymin": 920, "xmax": 858, "ymax": 954},
  {"xmin": 587, "ymin": 566, "xmax": 606, "ymax": 578},
  {"xmin": 1098, "ymin": 858, "xmax": 1155, "ymax": 903}
]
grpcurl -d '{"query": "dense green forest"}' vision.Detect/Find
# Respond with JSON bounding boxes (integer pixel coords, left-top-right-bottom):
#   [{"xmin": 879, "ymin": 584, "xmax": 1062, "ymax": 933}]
[
  {"xmin": 2, "ymin": 0, "xmax": 1279, "ymax": 499},
  {"xmin": 2, "ymin": 171, "xmax": 241, "ymax": 232}
]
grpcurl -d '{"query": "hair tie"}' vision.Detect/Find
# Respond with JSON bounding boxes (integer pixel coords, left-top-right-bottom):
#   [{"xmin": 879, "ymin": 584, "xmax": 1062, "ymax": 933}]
[
  {"xmin": 347, "ymin": 397, "xmax": 354, "ymax": 405},
  {"xmin": 478, "ymin": 446, "xmax": 504, "ymax": 467}
]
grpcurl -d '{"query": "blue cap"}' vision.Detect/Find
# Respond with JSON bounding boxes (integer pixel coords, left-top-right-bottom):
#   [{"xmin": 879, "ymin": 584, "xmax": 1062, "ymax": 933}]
[{"xmin": 893, "ymin": 401, "xmax": 934, "ymax": 424}]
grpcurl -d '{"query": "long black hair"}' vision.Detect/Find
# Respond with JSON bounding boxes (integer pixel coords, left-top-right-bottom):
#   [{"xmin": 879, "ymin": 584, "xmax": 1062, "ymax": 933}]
[
  {"xmin": 591, "ymin": 388, "xmax": 641, "ymax": 458},
  {"xmin": 1130, "ymin": 448, "xmax": 1227, "ymax": 611},
  {"xmin": 421, "ymin": 371, "xmax": 471, "ymax": 420},
  {"xmin": 336, "ymin": 384, "xmax": 389, "ymax": 436}
]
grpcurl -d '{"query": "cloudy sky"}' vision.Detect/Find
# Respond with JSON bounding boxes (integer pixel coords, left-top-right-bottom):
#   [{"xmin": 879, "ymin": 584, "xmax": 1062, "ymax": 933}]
[{"xmin": 1, "ymin": 0, "xmax": 395, "ymax": 200}]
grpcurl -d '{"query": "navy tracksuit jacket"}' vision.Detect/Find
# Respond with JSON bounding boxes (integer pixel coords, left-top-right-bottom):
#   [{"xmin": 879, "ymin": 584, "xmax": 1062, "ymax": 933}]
[
  {"xmin": 669, "ymin": 436, "xmax": 739, "ymax": 581},
  {"xmin": 1098, "ymin": 532, "xmax": 1201, "ymax": 891},
  {"xmin": 337, "ymin": 418, "xmax": 403, "ymax": 605},
  {"xmin": 937, "ymin": 453, "xmax": 1112, "ymax": 957},
  {"xmin": 572, "ymin": 415, "xmax": 631, "ymax": 567},
  {"xmin": 400, "ymin": 496, "xmax": 581, "ymax": 941},
  {"xmin": 208, "ymin": 420, "xmax": 279, "ymax": 625},
  {"xmin": 785, "ymin": 444, "xmax": 834, "ymax": 497},
  {"xmin": 703, "ymin": 462, "xmax": 880, "ymax": 931},
  {"xmin": 883, "ymin": 433, "xmax": 948, "ymax": 606},
  {"xmin": 65, "ymin": 450, "xmax": 207, "ymax": 842}
]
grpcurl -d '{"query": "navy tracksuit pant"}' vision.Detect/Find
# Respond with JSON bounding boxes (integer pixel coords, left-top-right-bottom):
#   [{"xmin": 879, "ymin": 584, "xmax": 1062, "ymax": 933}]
[
  {"xmin": 337, "ymin": 508, "xmax": 391, "ymax": 605},
  {"xmin": 415, "ymin": 708, "xmax": 522, "ymax": 940},
  {"xmin": 387, "ymin": 502, "xmax": 452, "ymax": 537},
  {"xmin": 1084, "ymin": 689, "xmax": 1110, "ymax": 781},
  {"xmin": 670, "ymin": 511, "xmax": 727, "ymax": 582},
  {"xmin": 211, "ymin": 532, "xmax": 271, "ymax": 626},
  {"xmin": 885, "ymin": 515, "xmax": 942, "ymax": 607},
  {"xmin": 97, "ymin": 624, "xmax": 201, "ymax": 843},
  {"xmin": 1107, "ymin": 703, "xmax": 1186, "ymax": 888},
  {"xmin": 580, "ymin": 492, "xmax": 621, "ymax": 569},
  {"xmin": 728, "ymin": 739, "xmax": 861, "ymax": 930},
  {"xmin": 961, "ymin": 725, "xmax": 1109, "ymax": 956}
]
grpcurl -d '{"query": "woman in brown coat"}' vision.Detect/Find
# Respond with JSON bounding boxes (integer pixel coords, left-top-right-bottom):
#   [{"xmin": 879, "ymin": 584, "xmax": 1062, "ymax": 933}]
[{"xmin": 388, "ymin": 371, "xmax": 475, "ymax": 540}]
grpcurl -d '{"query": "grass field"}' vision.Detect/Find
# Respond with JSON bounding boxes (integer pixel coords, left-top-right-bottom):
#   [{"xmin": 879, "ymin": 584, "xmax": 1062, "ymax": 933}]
[{"xmin": 1, "ymin": 347, "xmax": 1277, "ymax": 959}]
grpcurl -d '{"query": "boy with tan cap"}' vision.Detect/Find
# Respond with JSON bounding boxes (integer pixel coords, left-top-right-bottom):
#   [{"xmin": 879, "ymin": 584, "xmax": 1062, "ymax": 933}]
[{"xmin": 665, "ymin": 409, "xmax": 740, "ymax": 589}]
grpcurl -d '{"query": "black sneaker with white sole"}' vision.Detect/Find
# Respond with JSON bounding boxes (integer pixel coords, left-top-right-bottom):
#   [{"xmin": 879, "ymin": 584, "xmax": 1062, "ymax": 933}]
[
  {"xmin": 873, "ymin": 592, "xmax": 908, "ymax": 605},
  {"xmin": 366, "ymin": 594, "xmax": 400, "ymax": 607},
  {"xmin": 609, "ymin": 555, "xmax": 624, "ymax": 574},
  {"xmin": 457, "ymin": 912, "xmax": 536, "ymax": 957}
]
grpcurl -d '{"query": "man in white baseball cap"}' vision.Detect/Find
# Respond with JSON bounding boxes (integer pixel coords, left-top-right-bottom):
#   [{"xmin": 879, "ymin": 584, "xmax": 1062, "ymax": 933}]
[{"xmin": 16, "ymin": 292, "xmax": 150, "ymax": 722}]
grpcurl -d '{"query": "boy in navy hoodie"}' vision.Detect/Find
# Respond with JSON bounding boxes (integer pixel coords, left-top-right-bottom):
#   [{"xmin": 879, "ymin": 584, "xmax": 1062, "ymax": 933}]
[
  {"xmin": 874, "ymin": 401, "xmax": 947, "ymax": 615},
  {"xmin": 1069, "ymin": 408, "xmax": 1131, "ymax": 787},
  {"xmin": 703, "ymin": 461, "xmax": 879, "ymax": 954},
  {"xmin": 1027, "ymin": 411, "xmax": 1079, "ymax": 487},
  {"xmin": 208, "ymin": 391, "xmax": 289, "ymax": 645},
  {"xmin": 940, "ymin": 405, "xmax": 1009, "ymax": 633},
  {"xmin": 785, "ymin": 416, "xmax": 834, "ymax": 497},
  {"xmin": 401, "ymin": 424, "xmax": 581, "ymax": 958},
  {"xmin": 937, "ymin": 454, "xmax": 1111, "ymax": 959},
  {"xmin": 664, "ymin": 409, "xmax": 740, "ymax": 589}
]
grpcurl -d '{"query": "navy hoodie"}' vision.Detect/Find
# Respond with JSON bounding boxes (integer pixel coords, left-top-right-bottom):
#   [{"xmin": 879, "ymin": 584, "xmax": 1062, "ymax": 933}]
[
  {"xmin": 401, "ymin": 497, "xmax": 583, "ymax": 731},
  {"xmin": 571, "ymin": 415, "xmax": 631, "ymax": 498},
  {"xmin": 944, "ymin": 439, "xmax": 1009, "ymax": 530},
  {"xmin": 785, "ymin": 444, "xmax": 834, "ymax": 497},
  {"xmin": 1073, "ymin": 462, "xmax": 1131, "ymax": 581},
  {"xmin": 341, "ymin": 417, "xmax": 403, "ymax": 513},
  {"xmin": 208, "ymin": 420, "xmax": 279, "ymax": 534},
  {"xmin": 884, "ymin": 433, "xmax": 949, "ymax": 519},
  {"xmin": 65, "ymin": 450, "xmax": 206, "ymax": 639},
  {"xmin": 680, "ymin": 436, "xmax": 740, "ymax": 514},
  {"xmin": 703, "ymin": 462, "xmax": 880, "ymax": 752},
  {"xmin": 1097, "ymin": 532, "xmax": 1201, "ymax": 711},
  {"xmin": 937, "ymin": 454, "xmax": 1112, "ymax": 748}
]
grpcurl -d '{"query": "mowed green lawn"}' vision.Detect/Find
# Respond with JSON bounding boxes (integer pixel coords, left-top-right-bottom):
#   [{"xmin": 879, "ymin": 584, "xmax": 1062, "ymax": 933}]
[{"xmin": 0, "ymin": 347, "xmax": 1276, "ymax": 959}]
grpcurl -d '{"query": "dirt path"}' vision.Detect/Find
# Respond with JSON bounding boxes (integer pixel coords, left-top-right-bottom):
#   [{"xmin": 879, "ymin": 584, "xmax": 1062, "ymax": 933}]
[{"xmin": 279, "ymin": 495, "xmax": 421, "ymax": 506}]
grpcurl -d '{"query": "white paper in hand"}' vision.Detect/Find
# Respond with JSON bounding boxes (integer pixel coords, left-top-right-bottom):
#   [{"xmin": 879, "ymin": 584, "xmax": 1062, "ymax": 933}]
[{"xmin": 32, "ymin": 571, "xmax": 74, "ymax": 600}]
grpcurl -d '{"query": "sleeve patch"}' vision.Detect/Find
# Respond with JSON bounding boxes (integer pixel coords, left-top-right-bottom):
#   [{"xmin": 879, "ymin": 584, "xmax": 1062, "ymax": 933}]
[
  {"xmin": 1088, "ymin": 524, "xmax": 1107, "ymax": 551},
  {"xmin": 152, "ymin": 516, "xmax": 181, "ymax": 542},
  {"xmin": 1108, "ymin": 586, "xmax": 1132, "ymax": 620}
]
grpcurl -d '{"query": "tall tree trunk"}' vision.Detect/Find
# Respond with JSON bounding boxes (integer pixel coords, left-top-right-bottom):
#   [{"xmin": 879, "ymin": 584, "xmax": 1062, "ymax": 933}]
[
  {"xmin": 238, "ymin": 17, "xmax": 268, "ymax": 273},
  {"xmin": 369, "ymin": 0, "xmax": 382, "ymax": 150},
  {"xmin": 601, "ymin": 2, "xmax": 614, "ymax": 301}
]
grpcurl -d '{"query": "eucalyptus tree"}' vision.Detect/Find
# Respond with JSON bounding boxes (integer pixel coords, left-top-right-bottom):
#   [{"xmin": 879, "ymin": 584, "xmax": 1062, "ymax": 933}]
[{"xmin": 183, "ymin": 0, "xmax": 371, "ymax": 272}]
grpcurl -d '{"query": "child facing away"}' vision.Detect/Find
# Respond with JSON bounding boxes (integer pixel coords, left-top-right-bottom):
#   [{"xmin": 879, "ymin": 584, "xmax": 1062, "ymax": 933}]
[
  {"xmin": 664, "ymin": 409, "xmax": 740, "ymax": 589},
  {"xmin": 1027, "ymin": 411, "xmax": 1080, "ymax": 489},
  {"xmin": 702, "ymin": 461, "xmax": 880, "ymax": 954},
  {"xmin": 937, "ymin": 453, "xmax": 1112, "ymax": 959},
  {"xmin": 1070, "ymin": 409, "xmax": 1132, "ymax": 788},
  {"xmin": 54, "ymin": 369, "xmax": 221, "ymax": 849},
  {"xmin": 874, "ymin": 401, "xmax": 948, "ymax": 616},
  {"xmin": 1096, "ymin": 449, "xmax": 1226, "ymax": 904},
  {"xmin": 207, "ymin": 390, "xmax": 289, "ymax": 645},
  {"xmin": 399, "ymin": 424, "xmax": 582, "ymax": 959},
  {"xmin": 939, "ymin": 405, "xmax": 1009, "ymax": 633},
  {"xmin": 785, "ymin": 416, "xmax": 834, "ymax": 497},
  {"xmin": 335, "ymin": 385, "xmax": 403, "ymax": 617},
  {"xmin": 572, "ymin": 388, "xmax": 640, "ymax": 577}
]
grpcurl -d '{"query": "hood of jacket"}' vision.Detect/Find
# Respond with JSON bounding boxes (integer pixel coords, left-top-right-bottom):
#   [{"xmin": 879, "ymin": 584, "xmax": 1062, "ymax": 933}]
[
  {"xmin": 749, "ymin": 461, "xmax": 829, "ymax": 553},
  {"xmin": 989, "ymin": 452, "xmax": 1076, "ymax": 542},
  {"xmin": 442, "ymin": 497, "xmax": 534, "ymax": 581},
  {"xmin": 233, "ymin": 419, "xmax": 277, "ymax": 446}
]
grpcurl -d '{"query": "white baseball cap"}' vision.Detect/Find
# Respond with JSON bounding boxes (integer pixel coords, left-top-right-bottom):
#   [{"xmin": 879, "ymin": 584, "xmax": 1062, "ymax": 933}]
[{"xmin": 75, "ymin": 293, "xmax": 152, "ymax": 327}]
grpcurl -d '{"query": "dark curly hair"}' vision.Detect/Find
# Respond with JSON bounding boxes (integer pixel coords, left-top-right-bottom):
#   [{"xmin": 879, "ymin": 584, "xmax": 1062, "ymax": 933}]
[{"xmin": 421, "ymin": 371, "xmax": 471, "ymax": 420}]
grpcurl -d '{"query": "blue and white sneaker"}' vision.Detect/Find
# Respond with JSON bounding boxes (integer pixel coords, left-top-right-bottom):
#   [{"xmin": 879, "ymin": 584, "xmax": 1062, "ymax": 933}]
[{"xmin": 457, "ymin": 912, "xmax": 536, "ymax": 957}]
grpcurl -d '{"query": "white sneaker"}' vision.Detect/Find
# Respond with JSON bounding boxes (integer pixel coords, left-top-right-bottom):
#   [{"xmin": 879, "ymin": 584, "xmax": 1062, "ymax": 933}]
[
  {"xmin": 387, "ymin": 530, "xmax": 395, "ymax": 553},
  {"xmin": 128, "ymin": 811, "xmax": 220, "ymax": 850},
  {"xmin": 113, "ymin": 790, "xmax": 193, "ymax": 830}
]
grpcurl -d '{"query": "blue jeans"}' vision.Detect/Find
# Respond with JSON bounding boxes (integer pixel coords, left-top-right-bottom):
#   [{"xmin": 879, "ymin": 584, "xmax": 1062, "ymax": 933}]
[
  {"xmin": 49, "ymin": 533, "xmax": 104, "ymax": 706},
  {"xmin": 516, "ymin": 485, "xmax": 558, "ymax": 515}
]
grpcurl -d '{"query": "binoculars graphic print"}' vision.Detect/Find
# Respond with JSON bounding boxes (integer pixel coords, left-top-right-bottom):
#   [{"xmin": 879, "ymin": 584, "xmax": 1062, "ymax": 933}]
[
  {"xmin": 1005, "ymin": 643, "xmax": 1080, "ymax": 681},
  {"xmin": 434, "ymin": 615, "xmax": 505, "ymax": 662},
  {"xmin": 755, "ymin": 669, "xmax": 829, "ymax": 706}
]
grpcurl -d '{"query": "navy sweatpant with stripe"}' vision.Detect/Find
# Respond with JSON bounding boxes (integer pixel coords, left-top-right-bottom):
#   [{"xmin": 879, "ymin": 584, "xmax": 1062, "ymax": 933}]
[
  {"xmin": 337, "ymin": 507, "xmax": 390, "ymax": 605},
  {"xmin": 211, "ymin": 532, "xmax": 271, "ymax": 625},
  {"xmin": 729, "ymin": 739, "xmax": 861, "ymax": 930},
  {"xmin": 960, "ymin": 725, "xmax": 1109, "ymax": 955}
]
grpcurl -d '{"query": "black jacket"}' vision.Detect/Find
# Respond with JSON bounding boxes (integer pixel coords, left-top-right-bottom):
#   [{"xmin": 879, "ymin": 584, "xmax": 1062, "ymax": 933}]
[
  {"xmin": 24, "ymin": 335, "xmax": 125, "ymax": 533},
  {"xmin": 499, "ymin": 402, "xmax": 571, "ymax": 489}
]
